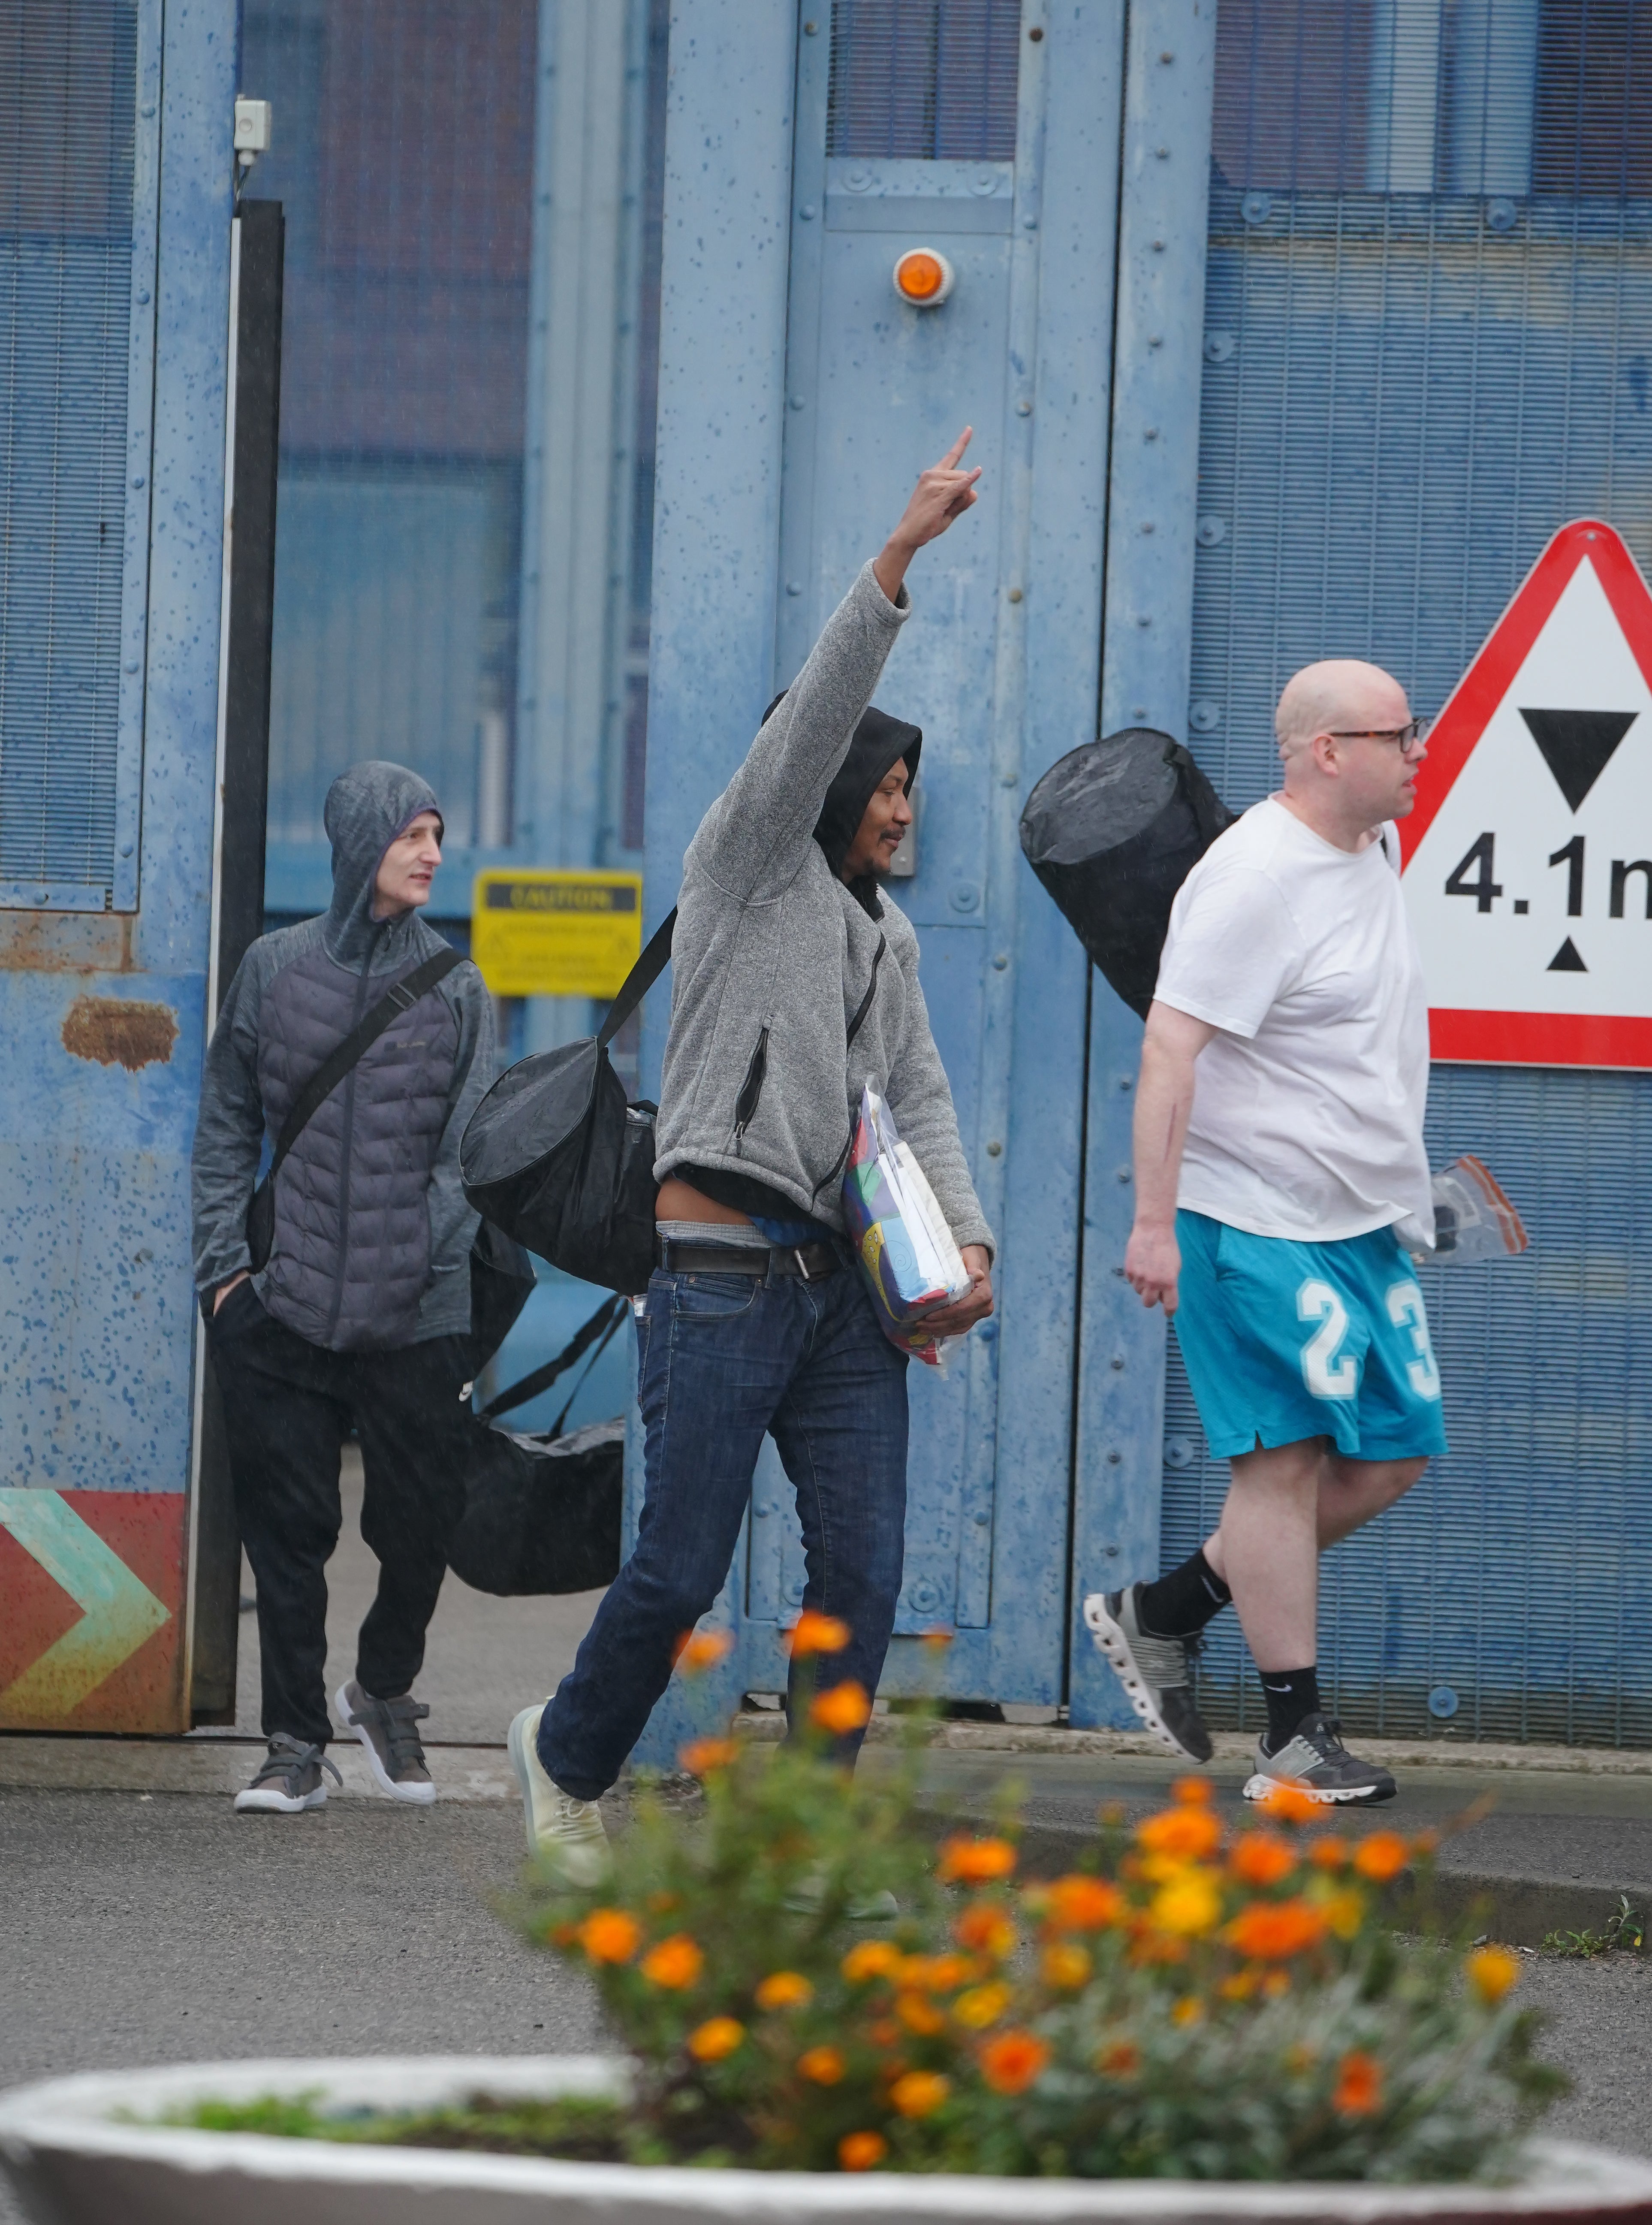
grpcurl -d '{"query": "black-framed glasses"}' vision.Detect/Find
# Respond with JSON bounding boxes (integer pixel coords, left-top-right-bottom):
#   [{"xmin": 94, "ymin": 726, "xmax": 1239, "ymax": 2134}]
[{"xmin": 1325, "ymin": 717, "xmax": 1431, "ymax": 752}]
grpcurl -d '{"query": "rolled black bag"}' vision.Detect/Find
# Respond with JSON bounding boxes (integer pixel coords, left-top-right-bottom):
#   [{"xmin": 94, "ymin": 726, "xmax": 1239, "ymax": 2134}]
[
  {"xmin": 1019, "ymin": 728, "xmax": 1235, "ymax": 1019},
  {"xmin": 460, "ymin": 911, "xmax": 675, "ymax": 1295},
  {"xmin": 447, "ymin": 1296, "xmax": 629, "ymax": 1597}
]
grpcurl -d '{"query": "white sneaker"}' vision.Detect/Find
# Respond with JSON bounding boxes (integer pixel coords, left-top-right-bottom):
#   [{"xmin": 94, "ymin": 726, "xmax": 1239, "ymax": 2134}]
[
  {"xmin": 233, "ymin": 1735, "xmax": 342, "ymax": 1814},
  {"xmin": 508, "ymin": 1703, "xmax": 612, "ymax": 1884}
]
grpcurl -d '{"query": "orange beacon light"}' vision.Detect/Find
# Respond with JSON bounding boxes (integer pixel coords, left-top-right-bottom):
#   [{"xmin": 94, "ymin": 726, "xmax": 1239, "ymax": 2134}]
[{"xmin": 893, "ymin": 248, "xmax": 955, "ymax": 307}]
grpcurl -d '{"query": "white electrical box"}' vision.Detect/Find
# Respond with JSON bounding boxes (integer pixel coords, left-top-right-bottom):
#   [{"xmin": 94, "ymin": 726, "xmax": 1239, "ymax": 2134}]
[{"xmin": 233, "ymin": 97, "xmax": 272, "ymax": 156}]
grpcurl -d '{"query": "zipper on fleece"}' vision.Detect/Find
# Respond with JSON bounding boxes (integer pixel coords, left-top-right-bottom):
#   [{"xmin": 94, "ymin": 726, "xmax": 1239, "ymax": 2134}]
[{"xmin": 733, "ymin": 1027, "xmax": 770, "ymax": 1142}]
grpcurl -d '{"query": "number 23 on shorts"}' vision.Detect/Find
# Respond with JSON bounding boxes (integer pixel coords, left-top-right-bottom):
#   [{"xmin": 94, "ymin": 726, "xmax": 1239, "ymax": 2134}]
[{"xmin": 1294, "ymin": 1277, "xmax": 1441, "ymax": 1404}]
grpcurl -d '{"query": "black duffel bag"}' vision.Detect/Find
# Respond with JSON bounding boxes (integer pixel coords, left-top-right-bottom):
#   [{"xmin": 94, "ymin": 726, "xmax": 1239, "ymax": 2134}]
[
  {"xmin": 447, "ymin": 1296, "xmax": 630, "ymax": 1597},
  {"xmin": 1019, "ymin": 728, "xmax": 1235, "ymax": 1019},
  {"xmin": 460, "ymin": 912, "xmax": 675, "ymax": 1295}
]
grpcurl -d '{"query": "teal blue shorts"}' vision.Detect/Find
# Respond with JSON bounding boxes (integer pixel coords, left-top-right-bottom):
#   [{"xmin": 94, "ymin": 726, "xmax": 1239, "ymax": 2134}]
[{"xmin": 1172, "ymin": 1211, "xmax": 1449, "ymax": 1464}]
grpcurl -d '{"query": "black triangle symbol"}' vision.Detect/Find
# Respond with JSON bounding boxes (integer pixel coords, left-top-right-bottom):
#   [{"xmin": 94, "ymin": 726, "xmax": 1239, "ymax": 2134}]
[
  {"xmin": 1519, "ymin": 708, "xmax": 1637, "ymax": 812},
  {"xmin": 1548, "ymin": 936, "xmax": 1588, "ymax": 972}
]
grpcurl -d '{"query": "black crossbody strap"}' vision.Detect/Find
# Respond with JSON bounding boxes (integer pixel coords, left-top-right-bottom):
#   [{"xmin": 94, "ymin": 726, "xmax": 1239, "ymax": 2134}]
[
  {"xmin": 478, "ymin": 1295, "xmax": 627, "ymax": 1423},
  {"xmin": 597, "ymin": 907, "xmax": 676, "ymax": 1051},
  {"xmin": 846, "ymin": 934, "xmax": 886, "ymax": 1050},
  {"xmin": 270, "ymin": 946, "xmax": 465, "ymax": 1177}
]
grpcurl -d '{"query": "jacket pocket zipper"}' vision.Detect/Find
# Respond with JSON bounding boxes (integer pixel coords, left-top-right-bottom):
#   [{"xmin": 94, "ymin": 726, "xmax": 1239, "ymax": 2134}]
[{"xmin": 733, "ymin": 1027, "xmax": 769, "ymax": 1141}]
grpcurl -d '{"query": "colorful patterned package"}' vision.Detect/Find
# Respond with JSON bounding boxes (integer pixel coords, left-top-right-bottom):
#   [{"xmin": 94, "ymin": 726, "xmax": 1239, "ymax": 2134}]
[{"xmin": 841, "ymin": 1082, "xmax": 971, "ymax": 1365}]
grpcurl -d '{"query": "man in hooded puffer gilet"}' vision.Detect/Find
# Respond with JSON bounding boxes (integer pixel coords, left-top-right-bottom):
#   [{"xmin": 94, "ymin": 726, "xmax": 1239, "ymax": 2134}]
[{"xmin": 191, "ymin": 763, "xmax": 495, "ymax": 1814}]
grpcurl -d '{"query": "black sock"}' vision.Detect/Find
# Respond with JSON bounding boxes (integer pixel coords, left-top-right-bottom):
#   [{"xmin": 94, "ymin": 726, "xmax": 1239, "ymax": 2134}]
[
  {"xmin": 1137, "ymin": 1548, "xmax": 1232, "ymax": 1639},
  {"xmin": 1259, "ymin": 1666, "xmax": 1320, "ymax": 1753}
]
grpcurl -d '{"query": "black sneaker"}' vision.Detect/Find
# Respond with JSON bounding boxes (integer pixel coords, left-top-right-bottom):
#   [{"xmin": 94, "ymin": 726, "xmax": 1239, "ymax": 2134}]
[
  {"xmin": 1242, "ymin": 1713, "xmax": 1396, "ymax": 1805},
  {"xmin": 1083, "ymin": 1585, "xmax": 1214, "ymax": 1763},
  {"xmin": 233, "ymin": 1734, "xmax": 342, "ymax": 1814},
  {"xmin": 337, "ymin": 1680, "xmax": 436, "ymax": 1805}
]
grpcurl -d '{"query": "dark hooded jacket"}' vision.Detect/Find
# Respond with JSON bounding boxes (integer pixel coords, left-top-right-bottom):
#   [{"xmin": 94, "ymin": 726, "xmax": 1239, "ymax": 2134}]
[
  {"xmin": 653, "ymin": 561, "xmax": 991, "ymax": 1255},
  {"xmin": 190, "ymin": 762, "xmax": 495, "ymax": 1352}
]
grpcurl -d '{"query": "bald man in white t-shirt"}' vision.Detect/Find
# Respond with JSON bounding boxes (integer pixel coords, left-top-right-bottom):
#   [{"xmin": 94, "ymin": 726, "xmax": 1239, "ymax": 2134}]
[{"xmin": 1087, "ymin": 661, "xmax": 1444, "ymax": 1805}]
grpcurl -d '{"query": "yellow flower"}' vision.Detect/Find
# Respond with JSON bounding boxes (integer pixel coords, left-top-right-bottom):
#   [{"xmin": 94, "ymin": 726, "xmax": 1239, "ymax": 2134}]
[
  {"xmin": 1041, "ymin": 1942, "xmax": 1093, "ymax": 1990},
  {"xmin": 810, "ymin": 1680, "xmax": 873, "ymax": 1735},
  {"xmin": 890, "ymin": 2069, "xmax": 950, "ymax": 2119},
  {"xmin": 1316, "ymin": 1885, "xmax": 1366, "ymax": 1941},
  {"xmin": 686, "ymin": 2016, "xmax": 744, "ymax": 2061},
  {"xmin": 641, "ymin": 1933, "xmax": 704, "ymax": 1989},
  {"xmin": 1466, "ymin": 1944, "xmax": 1522, "ymax": 2005},
  {"xmin": 798, "ymin": 2045, "xmax": 847, "ymax": 2085},
  {"xmin": 1171, "ymin": 1994, "xmax": 1204, "ymax": 2026},
  {"xmin": 1151, "ymin": 1869, "xmax": 1224, "ymax": 1936},
  {"xmin": 755, "ymin": 1969, "xmax": 813, "ymax": 2011},
  {"xmin": 842, "ymin": 1939, "xmax": 903, "ymax": 1983},
  {"xmin": 953, "ymin": 1980, "xmax": 1013, "ymax": 2029},
  {"xmin": 576, "ymin": 1909, "xmax": 641, "ymax": 1963}
]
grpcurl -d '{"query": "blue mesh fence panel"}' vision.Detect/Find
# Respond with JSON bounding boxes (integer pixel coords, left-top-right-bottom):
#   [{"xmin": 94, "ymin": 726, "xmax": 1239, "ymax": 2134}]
[
  {"xmin": 826, "ymin": 0, "xmax": 1020, "ymax": 161},
  {"xmin": 1171, "ymin": 0, "xmax": 1652, "ymax": 1745},
  {"xmin": 0, "ymin": 1, "xmax": 138, "ymax": 903}
]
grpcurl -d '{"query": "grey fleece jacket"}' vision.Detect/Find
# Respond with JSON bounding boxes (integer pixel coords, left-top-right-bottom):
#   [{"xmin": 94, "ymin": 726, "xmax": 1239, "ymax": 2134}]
[
  {"xmin": 191, "ymin": 762, "xmax": 495, "ymax": 1349},
  {"xmin": 654, "ymin": 560, "xmax": 993, "ymax": 1256}
]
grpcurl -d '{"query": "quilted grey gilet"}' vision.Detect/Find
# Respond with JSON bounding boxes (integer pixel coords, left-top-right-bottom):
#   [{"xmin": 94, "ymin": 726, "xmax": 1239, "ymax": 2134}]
[{"xmin": 256, "ymin": 931, "xmax": 460, "ymax": 1352}]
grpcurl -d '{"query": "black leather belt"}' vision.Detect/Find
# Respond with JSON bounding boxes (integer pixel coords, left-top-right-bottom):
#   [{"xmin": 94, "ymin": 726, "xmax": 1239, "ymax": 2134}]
[{"xmin": 656, "ymin": 1238, "xmax": 841, "ymax": 1279}]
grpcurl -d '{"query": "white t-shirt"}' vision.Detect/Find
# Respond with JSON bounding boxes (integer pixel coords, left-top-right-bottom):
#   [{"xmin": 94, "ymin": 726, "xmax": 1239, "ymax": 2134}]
[{"xmin": 1153, "ymin": 795, "xmax": 1434, "ymax": 1245}]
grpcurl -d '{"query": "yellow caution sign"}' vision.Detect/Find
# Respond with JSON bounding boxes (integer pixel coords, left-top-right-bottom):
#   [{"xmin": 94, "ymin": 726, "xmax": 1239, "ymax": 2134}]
[{"xmin": 470, "ymin": 869, "xmax": 644, "ymax": 998}]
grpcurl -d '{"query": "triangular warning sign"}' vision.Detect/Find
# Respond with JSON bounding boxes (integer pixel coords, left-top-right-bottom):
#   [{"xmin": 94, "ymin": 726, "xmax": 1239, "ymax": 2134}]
[{"xmin": 1400, "ymin": 519, "xmax": 1652, "ymax": 1070}]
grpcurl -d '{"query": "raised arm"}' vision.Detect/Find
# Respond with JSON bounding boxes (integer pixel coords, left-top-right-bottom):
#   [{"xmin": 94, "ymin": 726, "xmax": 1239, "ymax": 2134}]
[{"xmin": 1124, "ymin": 1001, "xmax": 1219, "ymax": 1316}]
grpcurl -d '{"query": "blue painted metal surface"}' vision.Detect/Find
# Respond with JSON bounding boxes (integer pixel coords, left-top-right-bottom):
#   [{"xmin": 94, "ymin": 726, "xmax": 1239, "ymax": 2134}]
[
  {"xmin": 0, "ymin": 0, "xmax": 236, "ymax": 1728},
  {"xmin": 1067, "ymin": 0, "xmax": 1216, "ymax": 1727}
]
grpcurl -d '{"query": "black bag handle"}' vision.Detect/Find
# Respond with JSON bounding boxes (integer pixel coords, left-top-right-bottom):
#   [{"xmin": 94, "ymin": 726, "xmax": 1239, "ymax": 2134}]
[
  {"xmin": 269, "ymin": 946, "xmax": 465, "ymax": 1180},
  {"xmin": 596, "ymin": 908, "xmax": 676, "ymax": 1051},
  {"xmin": 545, "ymin": 1301, "xmax": 630, "ymax": 1441},
  {"xmin": 477, "ymin": 1295, "xmax": 628, "ymax": 1423}
]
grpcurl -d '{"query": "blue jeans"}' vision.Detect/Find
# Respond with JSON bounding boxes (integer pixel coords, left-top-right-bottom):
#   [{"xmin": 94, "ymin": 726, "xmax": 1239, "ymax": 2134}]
[{"xmin": 540, "ymin": 1260, "xmax": 910, "ymax": 1800}]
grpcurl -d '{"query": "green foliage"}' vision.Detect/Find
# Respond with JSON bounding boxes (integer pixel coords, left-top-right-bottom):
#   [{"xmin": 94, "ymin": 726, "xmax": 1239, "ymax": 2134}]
[
  {"xmin": 1541, "ymin": 1896, "xmax": 1646, "ymax": 1959},
  {"xmin": 166, "ymin": 2090, "xmax": 630, "ymax": 2161}
]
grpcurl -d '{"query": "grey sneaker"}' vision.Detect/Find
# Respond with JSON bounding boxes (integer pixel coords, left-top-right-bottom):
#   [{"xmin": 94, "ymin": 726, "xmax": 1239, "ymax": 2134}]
[
  {"xmin": 1083, "ymin": 1585, "xmax": 1214, "ymax": 1763},
  {"xmin": 337, "ymin": 1680, "xmax": 435, "ymax": 1805},
  {"xmin": 508, "ymin": 1703, "xmax": 612, "ymax": 1883},
  {"xmin": 1242, "ymin": 1713, "xmax": 1397, "ymax": 1805},
  {"xmin": 234, "ymin": 1735, "xmax": 342, "ymax": 1814}
]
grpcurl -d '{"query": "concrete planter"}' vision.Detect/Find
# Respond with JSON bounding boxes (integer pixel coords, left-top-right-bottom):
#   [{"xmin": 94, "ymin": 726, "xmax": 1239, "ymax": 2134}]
[{"xmin": 3, "ymin": 2056, "xmax": 1652, "ymax": 2225}]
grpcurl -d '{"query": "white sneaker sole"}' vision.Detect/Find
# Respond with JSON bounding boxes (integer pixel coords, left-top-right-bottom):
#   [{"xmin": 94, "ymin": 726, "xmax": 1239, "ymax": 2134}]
[
  {"xmin": 508, "ymin": 1703, "xmax": 553, "ymax": 1857},
  {"xmin": 335, "ymin": 1683, "xmax": 437, "ymax": 1805},
  {"xmin": 1082, "ymin": 1592, "xmax": 1203, "ymax": 1762},
  {"xmin": 1241, "ymin": 1772, "xmax": 1389, "ymax": 1805},
  {"xmin": 233, "ymin": 1784, "xmax": 328, "ymax": 1814}
]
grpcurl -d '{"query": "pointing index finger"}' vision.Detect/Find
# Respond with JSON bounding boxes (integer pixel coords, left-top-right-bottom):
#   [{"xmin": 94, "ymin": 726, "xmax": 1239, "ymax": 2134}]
[{"xmin": 937, "ymin": 426, "xmax": 974, "ymax": 471}]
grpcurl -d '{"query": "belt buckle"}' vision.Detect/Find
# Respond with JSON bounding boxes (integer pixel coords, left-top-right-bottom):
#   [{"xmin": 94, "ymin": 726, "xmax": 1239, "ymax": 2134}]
[{"xmin": 793, "ymin": 1246, "xmax": 811, "ymax": 1282}]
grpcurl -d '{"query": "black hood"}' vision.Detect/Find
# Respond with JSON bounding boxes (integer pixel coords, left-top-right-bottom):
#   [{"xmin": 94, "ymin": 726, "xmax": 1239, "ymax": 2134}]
[{"xmin": 766, "ymin": 695, "xmax": 921, "ymax": 879}]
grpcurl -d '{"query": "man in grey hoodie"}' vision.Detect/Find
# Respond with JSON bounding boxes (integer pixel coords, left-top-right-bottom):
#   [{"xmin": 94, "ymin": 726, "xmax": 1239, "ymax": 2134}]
[
  {"xmin": 192, "ymin": 762, "xmax": 495, "ymax": 1814},
  {"xmin": 509, "ymin": 436, "xmax": 995, "ymax": 1878}
]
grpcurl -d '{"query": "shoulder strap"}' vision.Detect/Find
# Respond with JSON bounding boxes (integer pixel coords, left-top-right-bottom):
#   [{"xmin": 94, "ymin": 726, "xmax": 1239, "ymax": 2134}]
[
  {"xmin": 597, "ymin": 908, "xmax": 676, "ymax": 1050},
  {"xmin": 270, "ymin": 946, "xmax": 465, "ymax": 1178},
  {"xmin": 477, "ymin": 1295, "xmax": 627, "ymax": 1423}
]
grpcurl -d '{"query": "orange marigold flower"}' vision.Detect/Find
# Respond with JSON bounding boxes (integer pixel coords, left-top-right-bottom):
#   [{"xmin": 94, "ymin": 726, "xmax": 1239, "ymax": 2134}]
[
  {"xmin": 789, "ymin": 1609, "xmax": 852, "ymax": 1657},
  {"xmin": 1137, "ymin": 1806, "xmax": 1224, "ymax": 1863},
  {"xmin": 798, "ymin": 2045, "xmax": 847, "ymax": 2085},
  {"xmin": 755, "ymin": 1970, "xmax": 814, "ymax": 2011},
  {"xmin": 577, "ymin": 1908, "xmax": 641, "ymax": 1963},
  {"xmin": 1045, "ymin": 1874, "xmax": 1127, "ymax": 1931},
  {"xmin": 900, "ymin": 1953, "xmax": 974, "ymax": 1993},
  {"xmin": 641, "ymin": 1932, "xmax": 704, "ymax": 1989},
  {"xmin": 1042, "ymin": 1942, "xmax": 1093, "ymax": 1989},
  {"xmin": 1224, "ymin": 1899, "xmax": 1327, "ymax": 1961},
  {"xmin": 1096, "ymin": 2038, "xmax": 1140, "ymax": 2077},
  {"xmin": 1151, "ymin": 1869, "xmax": 1224, "ymax": 1936},
  {"xmin": 842, "ymin": 1939, "xmax": 903, "ymax": 1983},
  {"xmin": 1332, "ymin": 2050, "xmax": 1384, "ymax": 2116},
  {"xmin": 1229, "ymin": 1832, "xmax": 1297, "ymax": 1888},
  {"xmin": 890, "ymin": 2069, "xmax": 950, "ymax": 2119},
  {"xmin": 937, "ymin": 1835, "xmax": 1018, "ymax": 1884},
  {"xmin": 838, "ymin": 2130, "xmax": 888, "ymax": 2172},
  {"xmin": 953, "ymin": 1902, "xmax": 1018, "ymax": 1958},
  {"xmin": 1308, "ymin": 1835, "xmax": 1351, "ymax": 1870},
  {"xmin": 953, "ymin": 1980, "xmax": 1013, "ymax": 2029},
  {"xmin": 1170, "ymin": 1774, "xmax": 1215, "ymax": 1806},
  {"xmin": 980, "ymin": 2029, "xmax": 1051, "ymax": 2094},
  {"xmin": 1352, "ymin": 1830, "xmax": 1410, "ymax": 1884},
  {"xmin": 1171, "ymin": 1994, "xmax": 1204, "ymax": 2026},
  {"xmin": 1253, "ymin": 1779, "xmax": 1323, "ymax": 1827},
  {"xmin": 686, "ymin": 2016, "xmax": 744, "ymax": 2062},
  {"xmin": 1466, "ymin": 1945, "xmax": 1522, "ymax": 2005},
  {"xmin": 810, "ymin": 1679, "xmax": 873, "ymax": 1735},
  {"xmin": 895, "ymin": 1990, "xmax": 946, "ymax": 2035},
  {"xmin": 678, "ymin": 1736, "xmax": 739, "ymax": 1776},
  {"xmin": 672, "ymin": 1627, "xmax": 735, "ymax": 1673}
]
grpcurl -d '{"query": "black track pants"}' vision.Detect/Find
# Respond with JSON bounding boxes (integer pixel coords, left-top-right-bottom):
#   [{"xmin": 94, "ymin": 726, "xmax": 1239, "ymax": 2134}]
[{"xmin": 208, "ymin": 1280, "xmax": 473, "ymax": 1748}]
